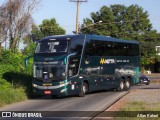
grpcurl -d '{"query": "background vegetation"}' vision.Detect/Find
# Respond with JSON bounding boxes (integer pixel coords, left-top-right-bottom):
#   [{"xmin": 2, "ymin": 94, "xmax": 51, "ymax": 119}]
[
  {"xmin": 80, "ymin": 4, "xmax": 160, "ymax": 71},
  {"xmin": 0, "ymin": 50, "xmax": 33, "ymax": 106},
  {"xmin": 0, "ymin": 0, "xmax": 159, "ymax": 106}
]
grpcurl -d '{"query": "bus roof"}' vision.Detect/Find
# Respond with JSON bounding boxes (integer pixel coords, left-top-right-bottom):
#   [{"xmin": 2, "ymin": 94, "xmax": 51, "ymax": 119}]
[{"xmin": 40, "ymin": 34, "xmax": 139, "ymax": 44}]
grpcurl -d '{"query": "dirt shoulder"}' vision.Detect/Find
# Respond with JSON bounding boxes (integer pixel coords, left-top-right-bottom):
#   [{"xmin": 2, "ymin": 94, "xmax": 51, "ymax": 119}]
[
  {"xmin": 93, "ymin": 82, "xmax": 160, "ymax": 119},
  {"xmin": 107, "ymin": 84, "xmax": 160, "ymax": 111}
]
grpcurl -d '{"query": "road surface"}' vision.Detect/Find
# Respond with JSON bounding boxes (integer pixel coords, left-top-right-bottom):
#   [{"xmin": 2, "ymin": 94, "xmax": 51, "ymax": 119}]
[
  {"xmin": 146, "ymin": 73, "xmax": 160, "ymax": 80},
  {"xmin": 0, "ymin": 74, "xmax": 159, "ymax": 119},
  {"xmin": 0, "ymin": 90, "xmax": 128, "ymax": 119}
]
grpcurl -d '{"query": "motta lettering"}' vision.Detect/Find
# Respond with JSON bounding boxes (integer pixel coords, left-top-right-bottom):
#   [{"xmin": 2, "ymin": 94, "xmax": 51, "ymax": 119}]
[{"xmin": 100, "ymin": 58, "xmax": 115, "ymax": 64}]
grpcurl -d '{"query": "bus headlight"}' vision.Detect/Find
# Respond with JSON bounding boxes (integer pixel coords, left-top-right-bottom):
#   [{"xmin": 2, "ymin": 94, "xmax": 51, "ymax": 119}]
[{"xmin": 32, "ymin": 83, "xmax": 38, "ymax": 87}]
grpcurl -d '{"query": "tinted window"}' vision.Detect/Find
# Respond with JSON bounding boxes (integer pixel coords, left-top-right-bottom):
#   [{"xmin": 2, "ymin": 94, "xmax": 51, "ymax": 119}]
[
  {"xmin": 69, "ymin": 39, "xmax": 84, "ymax": 55},
  {"xmin": 129, "ymin": 44, "xmax": 139, "ymax": 56},
  {"xmin": 114, "ymin": 43, "xmax": 129, "ymax": 56},
  {"xmin": 84, "ymin": 40, "xmax": 96, "ymax": 56},
  {"xmin": 36, "ymin": 40, "xmax": 68, "ymax": 53},
  {"xmin": 84, "ymin": 40, "xmax": 139, "ymax": 56}
]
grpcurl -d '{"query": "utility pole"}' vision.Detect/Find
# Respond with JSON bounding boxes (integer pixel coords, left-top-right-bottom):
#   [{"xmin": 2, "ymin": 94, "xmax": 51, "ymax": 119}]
[{"xmin": 69, "ymin": 0, "xmax": 87, "ymax": 34}]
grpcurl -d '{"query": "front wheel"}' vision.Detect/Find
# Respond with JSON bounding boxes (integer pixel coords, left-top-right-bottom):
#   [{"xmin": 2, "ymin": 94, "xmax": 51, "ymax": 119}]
[{"xmin": 78, "ymin": 82, "xmax": 88, "ymax": 97}]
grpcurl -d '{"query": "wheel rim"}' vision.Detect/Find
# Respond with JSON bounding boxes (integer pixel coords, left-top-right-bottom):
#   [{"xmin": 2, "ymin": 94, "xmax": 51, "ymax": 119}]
[
  {"xmin": 83, "ymin": 84, "xmax": 86, "ymax": 94},
  {"xmin": 125, "ymin": 81, "xmax": 130, "ymax": 88},
  {"xmin": 120, "ymin": 81, "xmax": 124, "ymax": 89}
]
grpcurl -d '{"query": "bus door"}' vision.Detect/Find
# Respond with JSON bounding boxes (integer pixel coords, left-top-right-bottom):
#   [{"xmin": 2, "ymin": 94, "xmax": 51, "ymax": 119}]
[
  {"xmin": 68, "ymin": 55, "xmax": 80, "ymax": 77},
  {"xmin": 100, "ymin": 58, "xmax": 116, "ymax": 90}
]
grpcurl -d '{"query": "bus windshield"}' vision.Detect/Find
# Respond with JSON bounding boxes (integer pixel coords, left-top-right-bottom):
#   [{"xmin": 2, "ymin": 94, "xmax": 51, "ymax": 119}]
[{"xmin": 35, "ymin": 40, "xmax": 69, "ymax": 53}]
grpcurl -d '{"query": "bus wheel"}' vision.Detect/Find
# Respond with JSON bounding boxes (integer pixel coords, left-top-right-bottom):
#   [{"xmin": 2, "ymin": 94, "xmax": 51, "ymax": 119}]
[
  {"xmin": 117, "ymin": 80, "xmax": 124, "ymax": 91},
  {"xmin": 78, "ymin": 82, "xmax": 88, "ymax": 97},
  {"xmin": 124, "ymin": 79, "xmax": 130, "ymax": 91}
]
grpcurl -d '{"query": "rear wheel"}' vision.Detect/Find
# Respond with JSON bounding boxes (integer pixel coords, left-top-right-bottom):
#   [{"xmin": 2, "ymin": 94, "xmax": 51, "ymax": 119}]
[
  {"xmin": 124, "ymin": 78, "xmax": 130, "ymax": 91},
  {"xmin": 117, "ymin": 80, "xmax": 124, "ymax": 91},
  {"xmin": 78, "ymin": 82, "xmax": 88, "ymax": 97}
]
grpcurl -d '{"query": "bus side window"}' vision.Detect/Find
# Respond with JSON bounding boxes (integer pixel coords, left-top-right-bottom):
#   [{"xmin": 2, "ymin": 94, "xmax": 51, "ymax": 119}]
[{"xmin": 84, "ymin": 41, "xmax": 95, "ymax": 56}]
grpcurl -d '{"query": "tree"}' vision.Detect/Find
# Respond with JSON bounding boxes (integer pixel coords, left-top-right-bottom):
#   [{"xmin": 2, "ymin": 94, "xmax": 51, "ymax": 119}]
[
  {"xmin": 81, "ymin": 6, "xmax": 116, "ymax": 36},
  {"xmin": 81, "ymin": 4, "xmax": 160, "ymax": 69},
  {"xmin": 0, "ymin": 0, "xmax": 40, "ymax": 53},
  {"xmin": 23, "ymin": 18, "xmax": 66, "ymax": 55},
  {"xmin": 140, "ymin": 30, "xmax": 160, "ymax": 66},
  {"xmin": 39, "ymin": 18, "xmax": 66, "ymax": 37},
  {"xmin": 29, "ymin": 18, "xmax": 66, "ymax": 41},
  {"xmin": 81, "ymin": 4, "xmax": 152, "ymax": 39}
]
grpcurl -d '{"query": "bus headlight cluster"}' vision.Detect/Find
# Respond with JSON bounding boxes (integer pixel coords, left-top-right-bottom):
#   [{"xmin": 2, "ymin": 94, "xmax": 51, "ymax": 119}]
[{"xmin": 32, "ymin": 83, "xmax": 38, "ymax": 87}]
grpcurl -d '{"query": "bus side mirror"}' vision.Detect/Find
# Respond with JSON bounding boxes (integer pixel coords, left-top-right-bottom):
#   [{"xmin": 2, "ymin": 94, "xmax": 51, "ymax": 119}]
[
  {"xmin": 24, "ymin": 55, "xmax": 34, "ymax": 67},
  {"xmin": 24, "ymin": 59, "xmax": 28, "ymax": 67}
]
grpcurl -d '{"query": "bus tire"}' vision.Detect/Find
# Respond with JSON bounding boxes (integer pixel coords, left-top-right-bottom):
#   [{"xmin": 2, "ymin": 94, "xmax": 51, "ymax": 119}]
[
  {"xmin": 78, "ymin": 82, "xmax": 88, "ymax": 97},
  {"xmin": 124, "ymin": 78, "xmax": 130, "ymax": 91},
  {"xmin": 116, "ymin": 80, "xmax": 124, "ymax": 91}
]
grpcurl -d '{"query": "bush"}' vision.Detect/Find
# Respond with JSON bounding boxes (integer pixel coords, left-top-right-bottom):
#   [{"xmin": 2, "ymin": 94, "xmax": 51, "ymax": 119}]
[
  {"xmin": 0, "ymin": 87, "xmax": 27, "ymax": 107},
  {"xmin": 0, "ymin": 78, "xmax": 12, "ymax": 89},
  {"xmin": 0, "ymin": 50, "xmax": 24, "ymax": 72},
  {"xmin": 0, "ymin": 65, "xmax": 15, "ymax": 78},
  {"xmin": 0, "ymin": 50, "xmax": 34, "ymax": 106},
  {"xmin": 0, "ymin": 78, "xmax": 27, "ymax": 107}
]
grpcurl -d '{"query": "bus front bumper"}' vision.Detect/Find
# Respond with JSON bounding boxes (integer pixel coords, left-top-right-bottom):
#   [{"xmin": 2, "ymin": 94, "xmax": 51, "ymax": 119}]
[{"xmin": 32, "ymin": 81, "xmax": 80, "ymax": 97}]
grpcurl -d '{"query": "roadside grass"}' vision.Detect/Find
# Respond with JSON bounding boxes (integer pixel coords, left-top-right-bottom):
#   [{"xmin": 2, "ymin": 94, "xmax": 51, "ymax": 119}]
[
  {"xmin": 0, "ymin": 51, "xmax": 33, "ymax": 107},
  {"xmin": 151, "ymin": 79, "xmax": 160, "ymax": 84},
  {"xmin": 115, "ymin": 101, "xmax": 160, "ymax": 120},
  {"xmin": 0, "ymin": 87, "xmax": 27, "ymax": 107},
  {"xmin": 0, "ymin": 78, "xmax": 28, "ymax": 107}
]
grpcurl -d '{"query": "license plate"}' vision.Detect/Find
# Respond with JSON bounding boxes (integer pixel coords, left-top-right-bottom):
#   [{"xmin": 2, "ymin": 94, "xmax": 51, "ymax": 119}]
[{"xmin": 44, "ymin": 90, "xmax": 51, "ymax": 95}]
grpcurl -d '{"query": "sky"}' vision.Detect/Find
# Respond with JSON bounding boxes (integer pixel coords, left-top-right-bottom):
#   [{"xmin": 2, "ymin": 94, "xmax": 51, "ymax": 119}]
[
  {"xmin": 0, "ymin": 0, "xmax": 160, "ymax": 34},
  {"xmin": 31, "ymin": 0, "xmax": 160, "ymax": 34}
]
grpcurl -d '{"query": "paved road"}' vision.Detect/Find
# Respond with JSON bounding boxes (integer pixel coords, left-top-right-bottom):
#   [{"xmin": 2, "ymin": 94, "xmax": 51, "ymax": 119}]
[
  {"xmin": 132, "ymin": 83, "xmax": 160, "ymax": 90},
  {"xmin": 145, "ymin": 73, "xmax": 160, "ymax": 80},
  {"xmin": 0, "ymin": 90, "xmax": 128, "ymax": 119},
  {"xmin": 0, "ymin": 74, "xmax": 159, "ymax": 119}
]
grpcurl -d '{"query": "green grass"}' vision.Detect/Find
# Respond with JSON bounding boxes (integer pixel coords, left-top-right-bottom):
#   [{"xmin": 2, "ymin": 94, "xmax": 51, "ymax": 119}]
[
  {"xmin": 0, "ymin": 85, "xmax": 27, "ymax": 107},
  {"xmin": 120, "ymin": 101, "xmax": 147, "ymax": 111},
  {"xmin": 0, "ymin": 51, "xmax": 33, "ymax": 107},
  {"xmin": 115, "ymin": 102, "xmax": 160, "ymax": 120}
]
